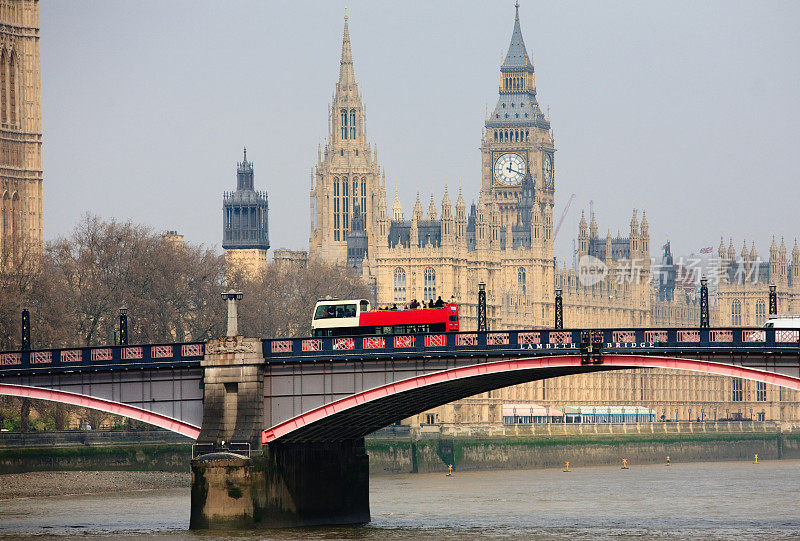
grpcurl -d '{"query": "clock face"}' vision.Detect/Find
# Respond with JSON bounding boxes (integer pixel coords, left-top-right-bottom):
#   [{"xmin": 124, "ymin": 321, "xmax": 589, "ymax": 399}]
[
  {"xmin": 544, "ymin": 154, "xmax": 553, "ymax": 185},
  {"xmin": 493, "ymin": 152, "xmax": 526, "ymax": 186}
]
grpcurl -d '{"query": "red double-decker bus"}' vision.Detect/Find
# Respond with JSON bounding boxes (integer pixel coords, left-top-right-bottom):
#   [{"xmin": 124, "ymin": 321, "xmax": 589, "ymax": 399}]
[{"xmin": 311, "ymin": 299, "xmax": 459, "ymax": 337}]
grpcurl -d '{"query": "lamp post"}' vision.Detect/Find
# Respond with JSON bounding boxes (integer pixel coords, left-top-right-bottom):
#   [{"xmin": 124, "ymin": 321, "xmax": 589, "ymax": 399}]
[
  {"xmin": 21, "ymin": 309, "xmax": 30, "ymax": 351},
  {"xmin": 118, "ymin": 307, "xmax": 128, "ymax": 346},
  {"xmin": 554, "ymin": 288, "xmax": 563, "ymax": 329},
  {"xmin": 699, "ymin": 277, "xmax": 709, "ymax": 328},
  {"xmin": 769, "ymin": 284, "xmax": 777, "ymax": 316},
  {"xmin": 477, "ymin": 281, "xmax": 487, "ymax": 332},
  {"xmin": 222, "ymin": 290, "xmax": 244, "ymax": 337}
]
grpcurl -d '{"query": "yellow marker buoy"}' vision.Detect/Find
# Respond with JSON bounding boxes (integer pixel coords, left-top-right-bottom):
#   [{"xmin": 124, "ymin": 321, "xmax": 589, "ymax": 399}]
[
  {"xmin": 446, "ymin": 464, "xmax": 453, "ymax": 476},
  {"xmin": 753, "ymin": 453, "xmax": 758, "ymax": 464},
  {"xmin": 666, "ymin": 456, "xmax": 670, "ymax": 466},
  {"xmin": 621, "ymin": 458, "xmax": 630, "ymax": 469},
  {"xmin": 563, "ymin": 461, "xmax": 571, "ymax": 472}
]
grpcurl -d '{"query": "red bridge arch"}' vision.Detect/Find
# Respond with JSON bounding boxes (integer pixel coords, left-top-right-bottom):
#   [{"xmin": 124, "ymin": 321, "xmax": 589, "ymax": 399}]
[
  {"xmin": 0, "ymin": 383, "xmax": 201, "ymax": 439},
  {"xmin": 263, "ymin": 354, "xmax": 800, "ymax": 444}
]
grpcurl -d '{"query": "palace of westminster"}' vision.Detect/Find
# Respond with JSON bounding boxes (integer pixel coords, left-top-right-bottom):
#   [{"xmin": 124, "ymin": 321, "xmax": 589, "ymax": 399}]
[{"xmin": 3, "ymin": 2, "xmax": 800, "ymax": 427}]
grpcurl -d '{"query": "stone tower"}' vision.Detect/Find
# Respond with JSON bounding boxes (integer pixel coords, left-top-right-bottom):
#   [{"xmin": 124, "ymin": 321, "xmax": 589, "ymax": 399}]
[
  {"xmin": 308, "ymin": 11, "xmax": 384, "ymax": 264},
  {"xmin": 482, "ymin": 1, "xmax": 554, "ymax": 232},
  {"xmin": 222, "ymin": 148, "xmax": 269, "ymax": 276},
  {"xmin": 0, "ymin": 0, "xmax": 42, "ymax": 265}
]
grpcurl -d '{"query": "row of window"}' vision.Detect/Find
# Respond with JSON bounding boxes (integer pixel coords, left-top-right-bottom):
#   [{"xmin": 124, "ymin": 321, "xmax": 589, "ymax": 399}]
[
  {"xmin": 340, "ymin": 108, "xmax": 357, "ymax": 140},
  {"xmin": 503, "ymin": 75, "xmax": 528, "ymax": 91},
  {"xmin": 730, "ymin": 300, "xmax": 766, "ymax": 326},
  {"xmin": 493, "ymin": 129, "xmax": 530, "ymax": 143},
  {"xmin": 393, "ymin": 267, "xmax": 437, "ymax": 302},
  {"xmin": 332, "ymin": 176, "xmax": 367, "ymax": 241},
  {"xmin": 732, "ymin": 378, "xmax": 767, "ymax": 402}
]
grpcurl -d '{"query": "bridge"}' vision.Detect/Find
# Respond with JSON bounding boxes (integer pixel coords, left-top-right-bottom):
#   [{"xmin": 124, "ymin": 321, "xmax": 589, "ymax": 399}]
[{"xmin": 1, "ymin": 325, "xmax": 799, "ymax": 527}]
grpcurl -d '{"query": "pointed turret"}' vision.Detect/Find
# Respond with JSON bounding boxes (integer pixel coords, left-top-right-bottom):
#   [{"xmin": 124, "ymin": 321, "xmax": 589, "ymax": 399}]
[
  {"xmin": 727, "ymin": 239, "xmax": 736, "ymax": 262},
  {"xmin": 392, "ymin": 190, "xmax": 403, "ymax": 221},
  {"xmin": 589, "ymin": 211, "xmax": 598, "ymax": 240},
  {"xmin": 749, "ymin": 241, "xmax": 758, "ymax": 262},
  {"xmin": 629, "ymin": 210, "xmax": 639, "ymax": 255},
  {"xmin": 578, "ymin": 211, "xmax": 588, "ymax": 256},
  {"xmin": 441, "ymin": 186, "xmax": 452, "ymax": 218},
  {"xmin": 427, "ymin": 192, "xmax": 437, "ymax": 221},
  {"xmin": 449, "ymin": 185, "xmax": 464, "ymax": 242},
  {"xmin": 792, "ymin": 239, "xmax": 799, "ymax": 282},
  {"xmin": 779, "ymin": 237, "xmax": 788, "ymax": 280},
  {"xmin": 412, "ymin": 192, "xmax": 423, "ymax": 222},
  {"xmin": 718, "ymin": 237, "xmax": 726, "ymax": 261}
]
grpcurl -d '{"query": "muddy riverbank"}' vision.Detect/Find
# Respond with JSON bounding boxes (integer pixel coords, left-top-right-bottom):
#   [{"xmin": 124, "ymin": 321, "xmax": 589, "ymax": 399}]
[{"xmin": 0, "ymin": 470, "xmax": 190, "ymax": 500}]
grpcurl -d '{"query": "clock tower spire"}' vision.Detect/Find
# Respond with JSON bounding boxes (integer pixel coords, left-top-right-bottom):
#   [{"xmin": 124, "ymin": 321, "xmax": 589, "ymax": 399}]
[{"xmin": 481, "ymin": 3, "xmax": 554, "ymax": 234}]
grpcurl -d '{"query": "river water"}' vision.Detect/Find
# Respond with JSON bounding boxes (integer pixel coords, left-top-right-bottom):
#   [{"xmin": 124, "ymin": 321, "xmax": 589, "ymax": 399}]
[{"xmin": 1, "ymin": 460, "xmax": 799, "ymax": 539}]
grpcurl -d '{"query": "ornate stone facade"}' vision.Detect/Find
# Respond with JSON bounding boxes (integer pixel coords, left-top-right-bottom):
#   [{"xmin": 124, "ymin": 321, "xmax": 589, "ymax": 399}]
[
  {"xmin": 0, "ymin": 0, "xmax": 42, "ymax": 264},
  {"xmin": 307, "ymin": 7, "xmax": 800, "ymax": 424},
  {"xmin": 308, "ymin": 13, "xmax": 383, "ymax": 266}
]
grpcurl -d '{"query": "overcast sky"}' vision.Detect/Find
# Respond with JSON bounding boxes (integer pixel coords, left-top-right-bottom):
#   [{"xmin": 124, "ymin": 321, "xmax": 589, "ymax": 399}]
[{"xmin": 41, "ymin": 1, "xmax": 800, "ymax": 263}]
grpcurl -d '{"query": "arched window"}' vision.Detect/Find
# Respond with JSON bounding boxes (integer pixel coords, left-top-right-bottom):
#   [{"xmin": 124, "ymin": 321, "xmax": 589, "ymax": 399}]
[
  {"xmin": 361, "ymin": 177, "xmax": 366, "ymax": 216},
  {"xmin": 333, "ymin": 177, "xmax": 340, "ymax": 241},
  {"xmin": 394, "ymin": 268, "xmax": 406, "ymax": 302},
  {"xmin": 755, "ymin": 300, "xmax": 766, "ymax": 326},
  {"xmin": 8, "ymin": 51, "xmax": 15, "ymax": 126},
  {"xmin": 1, "ymin": 191, "xmax": 9, "ymax": 260},
  {"xmin": 341, "ymin": 109, "xmax": 348, "ymax": 140},
  {"xmin": 518, "ymin": 267, "xmax": 526, "ymax": 297},
  {"xmin": 731, "ymin": 300, "xmax": 741, "ymax": 326},
  {"xmin": 342, "ymin": 177, "xmax": 349, "ymax": 237},
  {"xmin": 424, "ymin": 268, "xmax": 436, "ymax": 301},
  {"xmin": 350, "ymin": 109, "xmax": 356, "ymax": 139},
  {"xmin": 0, "ymin": 49, "xmax": 6, "ymax": 125}
]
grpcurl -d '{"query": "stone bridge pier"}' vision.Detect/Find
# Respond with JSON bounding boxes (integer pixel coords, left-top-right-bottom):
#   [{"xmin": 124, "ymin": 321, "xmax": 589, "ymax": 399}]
[{"xmin": 190, "ymin": 334, "xmax": 370, "ymax": 529}]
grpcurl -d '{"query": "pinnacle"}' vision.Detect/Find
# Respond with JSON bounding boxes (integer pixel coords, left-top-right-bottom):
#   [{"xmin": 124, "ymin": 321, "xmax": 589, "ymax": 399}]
[{"xmin": 338, "ymin": 11, "xmax": 355, "ymax": 87}]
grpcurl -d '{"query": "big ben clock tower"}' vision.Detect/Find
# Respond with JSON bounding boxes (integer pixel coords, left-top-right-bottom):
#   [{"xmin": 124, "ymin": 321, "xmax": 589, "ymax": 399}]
[{"xmin": 481, "ymin": 2, "xmax": 555, "ymax": 230}]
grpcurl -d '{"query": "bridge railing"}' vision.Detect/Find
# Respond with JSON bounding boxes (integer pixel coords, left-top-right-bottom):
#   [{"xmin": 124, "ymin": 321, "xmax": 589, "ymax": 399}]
[
  {"xmin": 262, "ymin": 327, "xmax": 800, "ymax": 361},
  {"xmin": 0, "ymin": 341, "xmax": 206, "ymax": 374}
]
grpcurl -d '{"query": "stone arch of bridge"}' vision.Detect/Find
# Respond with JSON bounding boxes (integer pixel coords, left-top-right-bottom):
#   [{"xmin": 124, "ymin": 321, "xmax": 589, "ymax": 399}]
[
  {"xmin": 0, "ymin": 383, "xmax": 201, "ymax": 438},
  {"xmin": 263, "ymin": 354, "xmax": 800, "ymax": 444}
]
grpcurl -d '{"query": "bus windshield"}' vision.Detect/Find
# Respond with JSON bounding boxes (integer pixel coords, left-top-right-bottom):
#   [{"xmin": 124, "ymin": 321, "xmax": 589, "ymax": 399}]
[{"xmin": 314, "ymin": 303, "xmax": 358, "ymax": 319}]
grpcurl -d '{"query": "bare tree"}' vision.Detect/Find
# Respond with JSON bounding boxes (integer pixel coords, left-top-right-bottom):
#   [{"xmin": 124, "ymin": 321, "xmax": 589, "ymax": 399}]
[{"xmin": 234, "ymin": 260, "xmax": 374, "ymax": 338}]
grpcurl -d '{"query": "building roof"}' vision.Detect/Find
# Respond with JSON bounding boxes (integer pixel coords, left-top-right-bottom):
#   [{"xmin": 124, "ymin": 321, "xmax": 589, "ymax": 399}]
[{"xmin": 502, "ymin": 3, "xmax": 534, "ymax": 70}]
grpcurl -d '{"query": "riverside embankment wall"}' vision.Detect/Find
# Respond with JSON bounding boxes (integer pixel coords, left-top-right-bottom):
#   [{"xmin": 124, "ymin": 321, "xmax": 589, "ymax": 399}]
[
  {"xmin": 1, "ymin": 425, "xmax": 799, "ymax": 474},
  {"xmin": 367, "ymin": 422, "xmax": 800, "ymax": 474}
]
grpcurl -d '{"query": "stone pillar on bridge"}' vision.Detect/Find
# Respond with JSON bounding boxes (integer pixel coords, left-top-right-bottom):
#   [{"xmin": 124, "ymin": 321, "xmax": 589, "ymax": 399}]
[{"xmin": 195, "ymin": 336, "xmax": 264, "ymax": 452}]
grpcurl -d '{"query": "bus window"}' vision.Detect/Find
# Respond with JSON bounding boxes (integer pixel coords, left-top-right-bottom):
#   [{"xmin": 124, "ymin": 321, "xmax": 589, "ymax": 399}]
[
  {"xmin": 335, "ymin": 304, "xmax": 357, "ymax": 318},
  {"xmin": 360, "ymin": 300, "xmax": 369, "ymax": 312}
]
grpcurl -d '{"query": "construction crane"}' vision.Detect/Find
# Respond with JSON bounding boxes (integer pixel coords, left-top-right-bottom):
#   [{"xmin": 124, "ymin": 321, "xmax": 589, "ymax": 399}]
[{"xmin": 554, "ymin": 193, "xmax": 576, "ymax": 240}]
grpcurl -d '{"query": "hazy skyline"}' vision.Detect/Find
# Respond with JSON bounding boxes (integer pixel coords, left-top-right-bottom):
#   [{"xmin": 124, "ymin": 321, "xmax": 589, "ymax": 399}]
[{"xmin": 42, "ymin": 1, "xmax": 800, "ymax": 263}]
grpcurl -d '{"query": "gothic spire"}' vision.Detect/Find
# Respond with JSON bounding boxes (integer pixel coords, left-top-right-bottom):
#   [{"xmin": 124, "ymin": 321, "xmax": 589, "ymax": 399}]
[
  {"xmin": 503, "ymin": 2, "xmax": 534, "ymax": 70},
  {"xmin": 338, "ymin": 11, "xmax": 355, "ymax": 88}
]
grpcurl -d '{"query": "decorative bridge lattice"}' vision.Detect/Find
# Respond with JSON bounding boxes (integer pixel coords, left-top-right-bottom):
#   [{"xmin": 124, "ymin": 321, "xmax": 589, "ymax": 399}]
[
  {"xmin": 0, "ymin": 341, "xmax": 205, "ymax": 375},
  {"xmin": 263, "ymin": 327, "xmax": 800, "ymax": 362}
]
